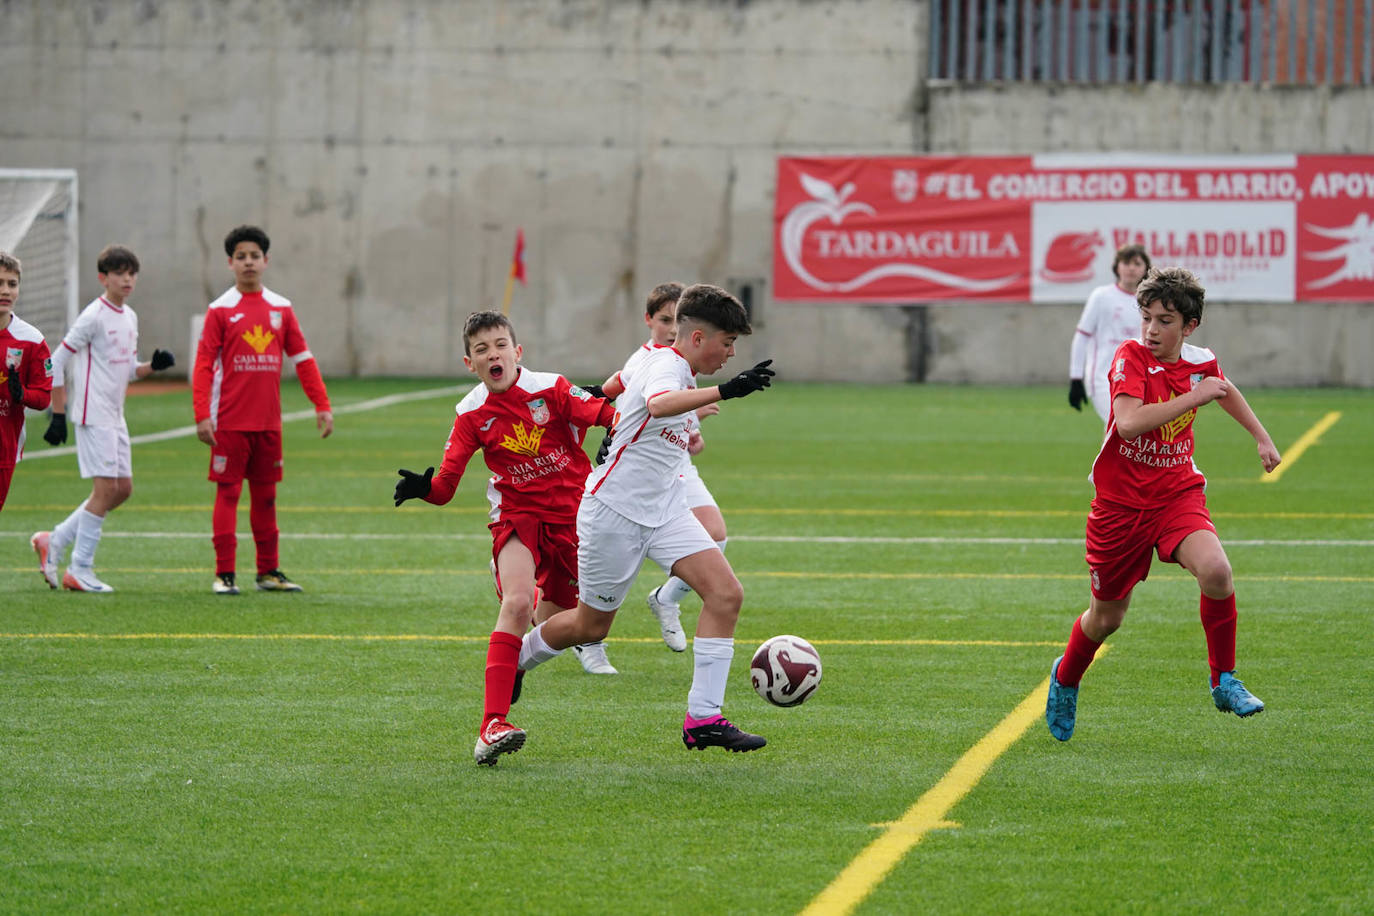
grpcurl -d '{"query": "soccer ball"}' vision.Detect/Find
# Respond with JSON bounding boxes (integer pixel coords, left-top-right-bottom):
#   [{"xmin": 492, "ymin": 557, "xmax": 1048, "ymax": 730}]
[{"xmin": 750, "ymin": 634, "xmax": 822, "ymax": 707}]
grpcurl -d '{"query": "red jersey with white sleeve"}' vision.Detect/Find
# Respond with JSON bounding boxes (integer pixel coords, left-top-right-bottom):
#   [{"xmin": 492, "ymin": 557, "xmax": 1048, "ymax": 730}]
[
  {"xmin": 425, "ymin": 368, "xmax": 614, "ymax": 524},
  {"xmin": 51, "ymin": 296, "xmax": 139, "ymax": 427},
  {"xmin": 192, "ymin": 287, "xmax": 331, "ymax": 432},
  {"xmin": 1, "ymin": 314, "xmax": 54, "ymax": 467},
  {"xmin": 1090, "ymin": 339, "xmax": 1223, "ymax": 509},
  {"xmin": 586, "ymin": 345, "xmax": 696, "ymax": 527}
]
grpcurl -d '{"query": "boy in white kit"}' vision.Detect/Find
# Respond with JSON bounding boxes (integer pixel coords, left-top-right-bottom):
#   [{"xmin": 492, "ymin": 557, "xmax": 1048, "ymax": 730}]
[
  {"xmin": 518, "ymin": 283, "xmax": 776, "ymax": 752},
  {"xmin": 1068, "ymin": 243, "xmax": 1151, "ymax": 423},
  {"xmin": 32, "ymin": 245, "xmax": 176, "ymax": 592}
]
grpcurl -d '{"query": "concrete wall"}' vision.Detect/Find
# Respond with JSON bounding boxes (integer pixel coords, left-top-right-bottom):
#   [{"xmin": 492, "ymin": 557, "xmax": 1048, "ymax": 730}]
[{"xmin": 1, "ymin": 0, "xmax": 1370, "ymax": 385}]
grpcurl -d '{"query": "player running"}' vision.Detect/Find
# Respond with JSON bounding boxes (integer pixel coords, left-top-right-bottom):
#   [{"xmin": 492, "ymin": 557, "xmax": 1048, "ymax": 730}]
[
  {"xmin": 1047, "ymin": 266, "xmax": 1281, "ymax": 741},
  {"xmin": 592, "ymin": 282, "xmax": 730, "ymax": 656},
  {"xmin": 392, "ymin": 311, "xmax": 615, "ymax": 766},
  {"xmin": 31, "ymin": 245, "xmax": 176, "ymax": 592},
  {"xmin": 515, "ymin": 284, "xmax": 776, "ymax": 753}
]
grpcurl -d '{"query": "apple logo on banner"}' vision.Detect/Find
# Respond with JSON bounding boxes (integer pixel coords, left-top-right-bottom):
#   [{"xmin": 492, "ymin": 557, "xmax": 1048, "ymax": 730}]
[
  {"xmin": 1040, "ymin": 231, "xmax": 1103, "ymax": 283},
  {"xmin": 780, "ymin": 173, "xmax": 1020, "ymax": 294},
  {"xmin": 1303, "ymin": 213, "xmax": 1374, "ymax": 289}
]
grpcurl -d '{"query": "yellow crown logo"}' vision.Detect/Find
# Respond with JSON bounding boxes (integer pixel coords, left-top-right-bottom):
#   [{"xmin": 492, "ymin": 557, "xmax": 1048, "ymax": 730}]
[
  {"xmin": 1157, "ymin": 391, "xmax": 1196, "ymax": 443},
  {"xmin": 500, "ymin": 421, "xmax": 545, "ymax": 457},
  {"xmin": 242, "ymin": 324, "xmax": 275, "ymax": 354}
]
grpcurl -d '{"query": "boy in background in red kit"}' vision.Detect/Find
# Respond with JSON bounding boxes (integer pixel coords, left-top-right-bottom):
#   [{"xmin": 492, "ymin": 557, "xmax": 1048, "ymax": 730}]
[{"xmin": 192, "ymin": 225, "xmax": 334, "ymax": 596}]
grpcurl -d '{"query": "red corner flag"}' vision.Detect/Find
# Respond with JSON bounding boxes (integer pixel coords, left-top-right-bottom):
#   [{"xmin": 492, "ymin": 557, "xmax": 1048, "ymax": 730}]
[
  {"xmin": 502, "ymin": 229, "xmax": 526, "ymax": 315},
  {"xmin": 511, "ymin": 229, "xmax": 526, "ymax": 285}
]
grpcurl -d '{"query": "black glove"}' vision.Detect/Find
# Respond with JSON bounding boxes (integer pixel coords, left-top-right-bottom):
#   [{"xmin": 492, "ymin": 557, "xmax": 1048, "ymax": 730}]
[
  {"xmin": 581, "ymin": 384, "xmax": 606, "ymax": 400},
  {"xmin": 717, "ymin": 359, "xmax": 775, "ymax": 400},
  {"xmin": 594, "ymin": 431, "xmax": 612, "ymax": 466},
  {"xmin": 394, "ymin": 467, "xmax": 434, "ymax": 506},
  {"xmin": 44, "ymin": 412, "xmax": 67, "ymax": 446},
  {"xmin": 151, "ymin": 349, "xmax": 176, "ymax": 371},
  {"xmin": 1068, "ymin": 378, "xmax": 1086, "ymax": 411},
  {"xmin": 6, "ymin": 367, "xmax": 21, "ymax": 403}
]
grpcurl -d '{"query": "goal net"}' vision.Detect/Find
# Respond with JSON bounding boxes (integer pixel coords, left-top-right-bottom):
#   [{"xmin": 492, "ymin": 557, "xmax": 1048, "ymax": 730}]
[{"xmin": 0, "ymin": 169, "xmax": 79, "ymax": 345}]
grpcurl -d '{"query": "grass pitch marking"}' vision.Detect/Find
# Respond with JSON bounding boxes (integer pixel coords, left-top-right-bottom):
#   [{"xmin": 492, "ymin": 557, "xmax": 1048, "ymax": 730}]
[
  {"xmin": 22, "ymin": 385, "xmax": 464, "ymax": 461},
  {"xmin": 0, "ymin": 633, "xmax": 1061, "ymax": 647},
  {"xmin": 1262, "ymin": 411, "xmax": 1341, "ymax": 484},
  {"xmin": 800, "ymin": 647, "xmax": 1109, "ymax": 916}
]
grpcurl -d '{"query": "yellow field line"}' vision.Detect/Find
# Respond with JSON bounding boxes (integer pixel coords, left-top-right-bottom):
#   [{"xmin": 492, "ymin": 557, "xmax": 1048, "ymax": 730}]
[
  {"xmin": 800, "ymin": 647, "xmax": 1108, "ymax": 916},
  {"xmin": 1262, "ymin": 411, "xmax": 1342, "ymax": 484},
  {"xmin": 0, "ymin": 633, "xmax": 1061, "ymax": 647}
]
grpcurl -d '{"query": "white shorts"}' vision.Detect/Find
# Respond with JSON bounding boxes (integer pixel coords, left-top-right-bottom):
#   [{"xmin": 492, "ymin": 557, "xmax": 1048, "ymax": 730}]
[
  {"xmin": 577, "ymin": 495, "xmax": 718, "ymax": 612},
  {"xmin": 76, "ymin": 423, "xmax": 132, "ymax": 479},
  {"xmin": 679, "ymin": 462, "xmax": 717, "ymax": 510}
]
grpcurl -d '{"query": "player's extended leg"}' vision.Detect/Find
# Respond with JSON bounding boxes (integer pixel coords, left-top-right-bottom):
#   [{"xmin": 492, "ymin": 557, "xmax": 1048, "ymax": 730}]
[
  {"xmin": 648, "ymin": 505, "xmax": 727, "ymax": 653},
  {"xmin": 1047, "ymin": 594, "xmax": 1131, "ymax": 741},
  {"xmin": 670, "ymin": 547, "xmax": 763, "ymax": 752},
  {"xmin": 476, "ymin": 539, "xmax": 542, "ymax": 766},
  {"xmin": 1174, "ymin": 530, "xmax": 1263, "ymax": 716}
]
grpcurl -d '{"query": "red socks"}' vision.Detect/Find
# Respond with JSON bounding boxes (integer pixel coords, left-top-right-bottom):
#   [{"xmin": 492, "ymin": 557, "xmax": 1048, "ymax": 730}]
[
  {"xmin": 212, "ymin": 481, "xmax": 242, "ymax": 574},
  {"xmin": 1056, "ymin": 615, "xmax": 1102, "ymax": 688},
  {"xmin": 249, "ymin": 481, "xmax": 279, "ymax": 574},
  {"xmin": 483, "ymin": 631, "xmax": 522, "ymax": 727},
  {"xmin": 1200, "ymin": 592, "xmax": 1237, "ymax": 688}
]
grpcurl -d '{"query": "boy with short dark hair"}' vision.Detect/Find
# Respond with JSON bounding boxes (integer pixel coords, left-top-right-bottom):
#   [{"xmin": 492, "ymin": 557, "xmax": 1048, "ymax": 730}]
[
  {"xmin": 192, "ymin": 225, "xmax": 333, "ymax": 595},
  {"xmin": 1046, "ymin": 266, "xmax": 1282, "ymax": 742},
  {"xmin": 31, "ymin": 244, "xmax": 176, "ymax": 592},
  {"xmin": 517, "ymin": 283, "xmax": 777, "ymax": 754},
  {"xmin": 0, "ymin": 250, "xmax": 53, "ymax": 513},
  {"xmin": 394, "ymin": 310, "xmax": 616, "ymax": 765}
]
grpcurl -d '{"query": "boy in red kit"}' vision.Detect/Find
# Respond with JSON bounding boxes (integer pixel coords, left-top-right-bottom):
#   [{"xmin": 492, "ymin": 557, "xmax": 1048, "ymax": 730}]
[
  {"xmin": 0, "ymin": 251, "xmax": 54, "ymax": 512},
  {"xmin": 192, "ymin": 226, "xmax": 334, "ymax": 595},
  {"xmin": 393, "ymin": 311, "xmax": 615, "ymax": 766},
  {"xmin": 1046, "ymin": 267, "xmax": 1281, "ymax": 741}
]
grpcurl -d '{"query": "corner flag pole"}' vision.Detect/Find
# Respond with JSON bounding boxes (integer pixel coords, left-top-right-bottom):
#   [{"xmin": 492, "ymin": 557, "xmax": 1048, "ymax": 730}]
[{"xmin": 501, "ymin": 228, "xmax": 526, "ymax": 316}]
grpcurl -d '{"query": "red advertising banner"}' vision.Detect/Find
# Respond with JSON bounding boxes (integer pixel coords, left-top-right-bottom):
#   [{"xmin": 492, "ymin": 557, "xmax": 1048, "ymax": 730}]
[{"xmin": 772, "ymin": 155, "xmax": 1374, "ymax": 303}]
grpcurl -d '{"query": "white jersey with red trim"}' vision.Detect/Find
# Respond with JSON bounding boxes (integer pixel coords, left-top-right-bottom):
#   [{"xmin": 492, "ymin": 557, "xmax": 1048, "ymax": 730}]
[
  {"xmin": 615, "ymin": 340, "xmax": 699, "ymax": 474},
  {"xmin": 51, "ymin": 296, "xmax": 139, "ymax": 428},
  {"xmin": 1071, "ymin": 282, "xmax": 1140, "ymax": 405},
  {"xmin": 586, "ymin": 345, "xmax": 694, "ymax": 527}
]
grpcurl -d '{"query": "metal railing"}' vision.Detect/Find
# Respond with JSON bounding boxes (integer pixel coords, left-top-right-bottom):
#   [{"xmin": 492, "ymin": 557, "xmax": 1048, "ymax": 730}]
[{"xmin": 929, "ymin": 1, "xmax": 1374, "ymax": 84}]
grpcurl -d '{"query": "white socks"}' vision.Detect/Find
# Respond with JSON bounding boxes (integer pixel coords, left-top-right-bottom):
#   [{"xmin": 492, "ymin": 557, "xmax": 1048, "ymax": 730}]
[
  {"xmin": 50, "ymin": 499, "xmax": 88, "ymax": 557},
  {"xmin": 687, "ymin": 636, "xmax": 735, "ymax": 720},
  {"xmin": 518, "ymin": 623, "xmax": 565, "ymax": 671},
  {"xmin": 70, "ymin": 509, "xmax": 105, "ymax": 570},
  {"xmin": 660, "ymin": 537, "xmax": 727, "ymax": 605}
]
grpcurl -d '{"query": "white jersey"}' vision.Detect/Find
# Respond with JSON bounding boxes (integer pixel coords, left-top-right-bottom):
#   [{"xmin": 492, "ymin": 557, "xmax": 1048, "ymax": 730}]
[
  {"xmin": 585, "ymin": 346, "xmax": 695, "ymax": 527},
  {"xmin": 1070, "ymin": 282, "xmax": 1140, "ymax": 408},
  {"xmin": 51, "ymin": 296, "xmax": 140, "ymax": 428},
  {"xmin": 615, "ymin": 341, "xmax": 698, "ymax": 474}
]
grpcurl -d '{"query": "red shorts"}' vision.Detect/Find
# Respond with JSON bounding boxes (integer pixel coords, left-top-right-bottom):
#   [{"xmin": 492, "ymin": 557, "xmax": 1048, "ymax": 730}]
[
  {"xmin": 490, "ymin": 515, "xmax": 580, "ymax": 611},
  {"xmin": 0, "ymin": 465, "xmax": 13, "ymax": 510},
  {"xmin": 208, "ymin": 430, "xmax": 283, "ymax": 484},
  {"xmin": 1085, "ymin": 488, "xmax": 1216, "ymax": 601}
]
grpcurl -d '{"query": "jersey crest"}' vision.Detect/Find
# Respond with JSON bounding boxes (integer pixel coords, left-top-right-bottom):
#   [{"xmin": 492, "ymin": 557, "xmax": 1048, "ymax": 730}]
[
  {"xmin": 269, "ymin": 310, "xmax": 283, "ymax": 330},
  {"xmin": 500, "ymin": 421, "xmax": 545, "ymax": 457},
  {"xmin": 243, "ymin": 325, "xmax": 275, "ymax": 354},
  {"xmin": 526, "ymin": 398, "xmax": 550, "ymax": 425}
]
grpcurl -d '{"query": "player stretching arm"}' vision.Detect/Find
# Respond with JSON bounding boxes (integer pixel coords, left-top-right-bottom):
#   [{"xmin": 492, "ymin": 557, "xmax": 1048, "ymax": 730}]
[
  {"xmin": 1046, "ymin": 267, "xmax": 1281, "ymax": 742},
  {"xmin": 392, "ymin": 311, "xmax": 616, "ymax": 766}
]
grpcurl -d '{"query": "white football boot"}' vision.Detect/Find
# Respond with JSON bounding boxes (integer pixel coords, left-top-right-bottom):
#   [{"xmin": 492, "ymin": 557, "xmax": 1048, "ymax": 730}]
[{"xmin": 571, "ymin": 642, "xmax": 618, "ymax": 674}]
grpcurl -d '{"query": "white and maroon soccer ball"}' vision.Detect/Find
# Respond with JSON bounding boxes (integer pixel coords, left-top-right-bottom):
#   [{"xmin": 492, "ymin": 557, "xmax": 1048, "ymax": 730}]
[{"xmin": 750, "ymin": 635, "xmax": 822, "ymax": 707}]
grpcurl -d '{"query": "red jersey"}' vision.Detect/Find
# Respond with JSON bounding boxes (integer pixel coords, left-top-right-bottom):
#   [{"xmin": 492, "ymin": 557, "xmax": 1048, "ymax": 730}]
[
  {"xmin": 192, "ymin": 287, "xmax": 330, "ymax": 431},
  {"xmin": 1090, "ymin": 338, "xmax": 1223, "ymax": 508},
  {"xmin": 1, "ymin": 315, "xmax": 53, "ymax": 468},
  {"xmin": 425, "ymin": 368, "xmax": 614, "ymax": 524}
]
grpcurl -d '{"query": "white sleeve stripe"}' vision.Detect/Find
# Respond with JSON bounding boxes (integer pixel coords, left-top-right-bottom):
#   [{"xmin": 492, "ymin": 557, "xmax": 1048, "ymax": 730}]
[{"xmin": 287, "ymin": 350, "xmax": 314, "ymax": 366}]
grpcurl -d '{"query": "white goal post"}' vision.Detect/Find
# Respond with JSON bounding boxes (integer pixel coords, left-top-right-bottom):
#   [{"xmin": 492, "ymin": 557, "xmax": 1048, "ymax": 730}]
[{"xmin": 0, "ymin": 168, "xmax": 80, "ymax": 346}]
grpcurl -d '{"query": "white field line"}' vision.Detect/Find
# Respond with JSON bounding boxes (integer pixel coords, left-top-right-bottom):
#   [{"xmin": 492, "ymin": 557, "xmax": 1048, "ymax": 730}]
[
  {"xmin": 22, "ymin": 385, "xmax": 464, "ymax": 460},
  {"xmin": 2, "ymin": 531, "xmax": 1371, "ymax": 548}
]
